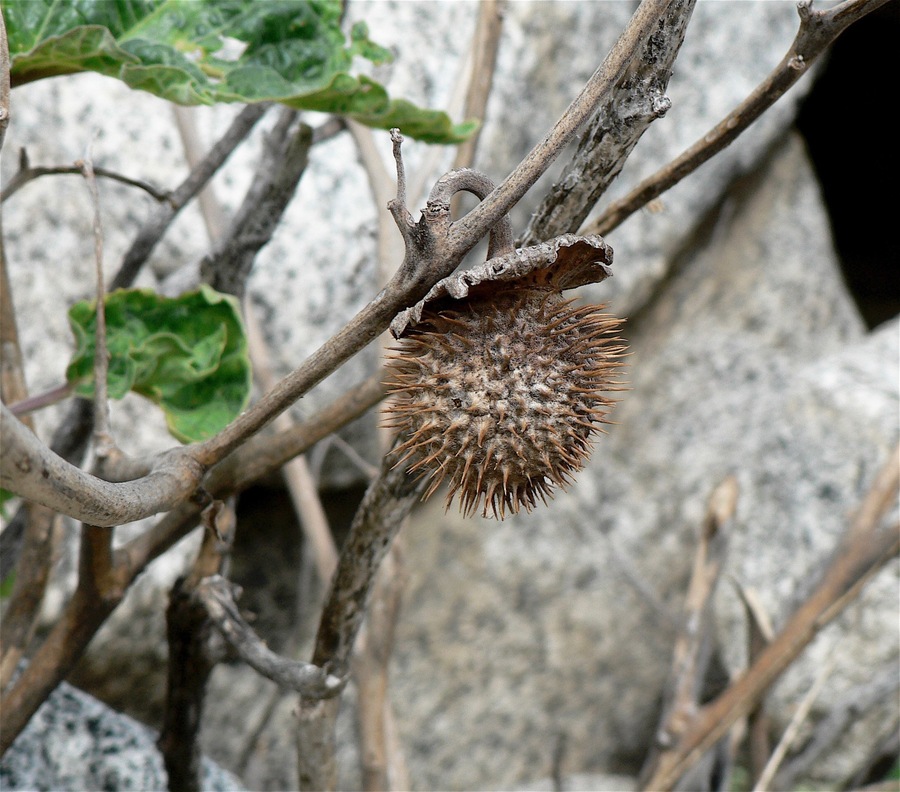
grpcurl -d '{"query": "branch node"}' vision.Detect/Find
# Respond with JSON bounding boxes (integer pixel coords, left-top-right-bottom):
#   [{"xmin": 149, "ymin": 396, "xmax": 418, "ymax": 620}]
[{"xmin": 652, "ymin": 94, "xmax": 673, "ymax": 118}]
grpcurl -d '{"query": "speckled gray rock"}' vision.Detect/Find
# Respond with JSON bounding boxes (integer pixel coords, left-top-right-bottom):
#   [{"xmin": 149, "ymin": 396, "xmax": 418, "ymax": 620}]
[
  {"xmin": 2, "ymin": 4, "xmax": 892, "ymax": 792},
  {"xmin": 0, "ymin": 680, "xmax": 244, "ymax": 791},
  {"xmin": 1, "ymin": 1, "xmax": 808, "ymax": 481},
  {"xmin": 390, "ymin": 132, "xmax": 897, "ymax": 790}
]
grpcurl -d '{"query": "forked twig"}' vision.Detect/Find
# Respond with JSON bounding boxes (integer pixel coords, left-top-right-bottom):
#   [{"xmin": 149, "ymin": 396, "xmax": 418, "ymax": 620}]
[
  {"xmin": 522, "ymin": 0, "xmax": 695, "ymax": 245},
  {"xmin": 642, "ymin": 446, "xmax": 900, "ymax": 791},
  {"xmin": 638, "ymin": 476, "xmax": 738, "ymax": 789},
  {"xmin": 194, "ymin": 575, "xmax": 343, "ymax": 698},
  {"xmin": 1, "ymin": 160, "xmax": 170, "ymax": 204},
  {"xmin": 585, "ymin": 0, "xmax": 892, "ymax": 237},
  {"xmin": 171, "ymin": 106, "xmax": 228, "ymax": 242}
]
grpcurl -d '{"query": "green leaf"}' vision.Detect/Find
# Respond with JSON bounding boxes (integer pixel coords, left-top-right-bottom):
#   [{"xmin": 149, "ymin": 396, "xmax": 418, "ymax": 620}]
[
  {"xmin": 0, "ymin": 571, "xmax": 15, "ymax": 600},
  {"xmin": 66, "ymin": 286, "xmax": 252, "ymax": 443},
  {"xmin": 0, "ymin": 488, "xmax": 16, "ymax": 521},
  {"xmin": 6, "ymin": 0, "xmax": 476, "ymax": 144}
]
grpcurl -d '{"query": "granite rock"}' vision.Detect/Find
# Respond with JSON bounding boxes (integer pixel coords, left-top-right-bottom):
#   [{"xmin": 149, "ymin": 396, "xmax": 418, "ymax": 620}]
[
  {"xmin": 2, "ymin": 4, "xmax": 894, "ymax": 791},
  {"xmin": 0, "ymin": 680, "xmax": 244, "ymax": 791},
  {"xmin": 389, "ymin": 132, "xmax": 897, "ymax": 789}
]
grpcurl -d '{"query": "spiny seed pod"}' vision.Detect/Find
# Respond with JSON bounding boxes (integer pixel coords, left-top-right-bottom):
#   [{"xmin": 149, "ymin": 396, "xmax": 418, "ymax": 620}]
[{"xmin": 384, "ymin": 234, "xmax": 626, "ymax": 519}]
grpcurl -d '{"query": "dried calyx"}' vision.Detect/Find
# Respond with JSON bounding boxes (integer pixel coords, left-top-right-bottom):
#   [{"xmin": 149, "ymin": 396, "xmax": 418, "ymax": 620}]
[{"xmin": 384, "ymin": 171, "xmax": 626, "ymax": 520}]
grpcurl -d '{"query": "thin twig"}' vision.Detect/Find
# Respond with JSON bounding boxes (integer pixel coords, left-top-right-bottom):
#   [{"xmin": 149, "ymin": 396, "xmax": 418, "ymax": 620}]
[
  {"xmin": 734, "ymin": 582, "xmax": 776, "ymax": 785},
  {"xmin": 638, "ymin": 476, "xmax": 737, "ymax": 789},
  {"xmin": 327, "ymin": 434, "xmax": 379, "ymax": 481},
  {"xmin": 584, "ymin": 0, "xmax": 892, "ymax": 237},
  {"xmin": 773, "ymin": 666, "xmax": 900, "ymax": 790},
  {"xmin": 599, "ymin": 529, "xmax": 681, "ymax": 631},
  {"xmin": 6, "ymin": 383, "xmax": 74, "ymax": 416},
  {"xmin": 0, "ymin": 9, "xmax": 10, "ymax": 155},
  {"xmin": 110, "ymin": 103, "xmax": 268, "ymax": 291},
  {"xmin": 347, "ymin": 120, "xmax": 402, "ymax": 289},
  {"xmin": 79, "ymin": 154, "xmax": 114, "ymax": 459},
  {"xmin": 194, "ymin": 575, "xmax": 343, "ymax": 698},
  {"xmin": 171, "ymin": 106, "xmax": 228, "ymax": 242},
  {"xmin": 1, "ymin": 162, "xmax": 170, "ymax": 204},
  {"xmin": 452, "ymin": 0, "xmax": 507, "ymax": 172},
  {"xmin": 752, "ymin": 648, "xmax": 837, "ymax": 792},
  {"xmin": 312, "ymin": 116, "xmax": 347, "ymax": 145},
  {"xmin": 244, "ymin": 299, "xmax": 338, "ymax": 584}
]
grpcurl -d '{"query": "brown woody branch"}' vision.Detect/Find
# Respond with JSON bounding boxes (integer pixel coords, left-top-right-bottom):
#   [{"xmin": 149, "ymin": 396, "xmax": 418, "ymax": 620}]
[
  {"xmin": 195, "ymin": 575, "xmax": 343, "ymax": 698},
  {"xmin": 201, "ymin": 109, "xmax": 312, "ymax": 299},
  {"xmin": 585, "ymin": 0, "xmax": 892, "ymax": 238},
  {"xmin": 0, "ymin": 374, "xmax": 384, "ymax": 755},
  {"xmin": 158, "ymin": 501, "xmax": 235, "ymax": 792},
  {"xmin": 1, "ymin": 159, "xmax": 170, "ymax": 204},
  {"xmin": 638, "ymin": 476, "xmax": 738, "ymax": 789},
  {"xmin": 0, "ymin": 0, "xmax": 668, "ymax": 533},
  {"xmin": 521, "ymin": 0, "xmax": 695, "ymax": 245}
]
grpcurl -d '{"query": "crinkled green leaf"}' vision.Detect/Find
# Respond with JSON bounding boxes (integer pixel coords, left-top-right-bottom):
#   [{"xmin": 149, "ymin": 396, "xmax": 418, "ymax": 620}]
[
  {"xmin": 66, "ymin": 286, "xmax": 252, "ymax": 443},
  {"xmin": 5, "ymin": 0, "xmax": 476, "ymax": 144}
]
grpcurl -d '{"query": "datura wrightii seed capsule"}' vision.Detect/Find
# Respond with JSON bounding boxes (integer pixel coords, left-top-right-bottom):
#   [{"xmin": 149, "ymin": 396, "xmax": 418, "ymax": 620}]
[{"xmin": 384, "ymin": 234, "xmax": 627, "ymax": 520}]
